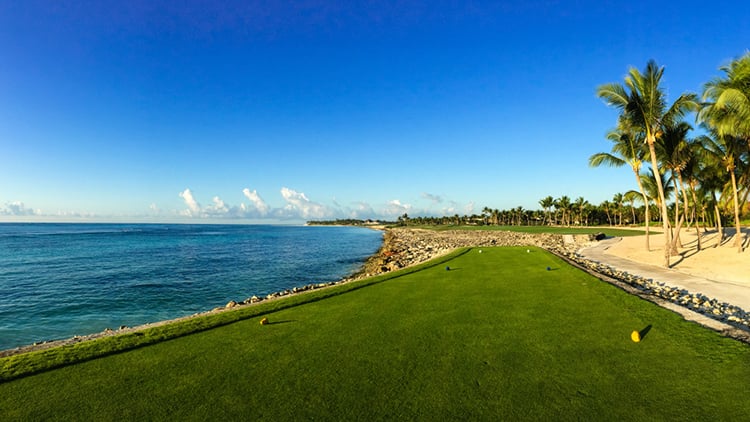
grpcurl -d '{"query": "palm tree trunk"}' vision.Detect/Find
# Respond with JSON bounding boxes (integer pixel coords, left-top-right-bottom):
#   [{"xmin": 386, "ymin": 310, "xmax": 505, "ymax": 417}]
[
  {"xmin": 670, "ymin": 172, "xmax": 694, "ymax": 253},
  {"xmin": 690, "ymin": 186, "xmax": 701, "ymax": 251},
  {"xmin": 647, "ymin": 138, "xmax": 671, "ymax": 267},
  {"xmin": 675, "ymin": 171, "xmax": 690, "ymax": 243},
  {"xmin": 730, "ymin": 170, "xmax": 743, "ymax": 252},
  {"xmin": 671, "ymin": 176, "xmax": 682, "ymax": 250},
  {"xmin": 634, "ymin": 169, "xmax": 651, "ymax": 251},
  {"xmin": 678, "ymin": 173, "xmax": 691, "ymax": 240},
  {"xmin": 713, "ymin": 191, "xmax": 723, "ymax": 247}
]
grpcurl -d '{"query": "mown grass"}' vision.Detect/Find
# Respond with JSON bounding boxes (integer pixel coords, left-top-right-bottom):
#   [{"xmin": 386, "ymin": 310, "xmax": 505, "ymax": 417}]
[
  {"xmin": 1, "ymin": 247, "xmax": 748, "ymax": 420},
  {"xmin": 0, "ymin": 252, "xmax": 458, "ymax": 383},
  {"xmin": 410, "ymin": 225, "xmax": 650, "ymax": 237}
]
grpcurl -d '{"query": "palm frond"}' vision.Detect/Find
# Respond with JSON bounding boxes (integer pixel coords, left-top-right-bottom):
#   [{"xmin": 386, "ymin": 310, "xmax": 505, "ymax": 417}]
[
  {"xmin": 596, "ymin": 83, "xmax": 629, "ymax": 109},
  {"xmin": 588, "ymin": 152, "xmax": 625, "ymax": 168}
]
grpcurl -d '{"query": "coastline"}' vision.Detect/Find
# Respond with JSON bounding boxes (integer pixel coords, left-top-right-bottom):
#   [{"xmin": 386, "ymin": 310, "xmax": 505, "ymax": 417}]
[
  {"xmin": 2, "ymin": 227, "xmax": 568, "ymax": 358},
  {"xmin": 4, "ymin": 227, "xmax": 749, "ymax": 358}
]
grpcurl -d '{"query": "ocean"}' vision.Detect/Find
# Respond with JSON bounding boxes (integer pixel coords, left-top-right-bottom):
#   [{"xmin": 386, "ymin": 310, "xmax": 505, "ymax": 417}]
[{"xmin": 0, "ymin": 223, "xmax": 383, "ymax": 351}]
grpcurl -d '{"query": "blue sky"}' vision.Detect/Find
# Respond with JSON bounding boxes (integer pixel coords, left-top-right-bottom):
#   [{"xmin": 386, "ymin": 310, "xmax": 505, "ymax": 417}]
[{"xmin": 1, "ymin": 1, "xmax": 749, "ymax": 223}]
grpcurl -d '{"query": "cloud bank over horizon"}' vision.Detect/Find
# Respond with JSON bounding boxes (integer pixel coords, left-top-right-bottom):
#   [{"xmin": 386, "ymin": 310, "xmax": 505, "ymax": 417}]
[
  {"xmin": 173, "ymin": 186, "xmax": 447, "ymax": 222},
  {"xmin": 0, "ymin": 188, "xmax": 475, "ymax": 222},
  {"xmin": 1, "ymin": 201, "xmax": 40, "ymax": 216}
]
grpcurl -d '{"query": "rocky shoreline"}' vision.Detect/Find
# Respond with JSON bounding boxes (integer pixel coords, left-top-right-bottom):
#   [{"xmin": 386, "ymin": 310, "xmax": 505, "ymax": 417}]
[
  {"xmin": 354, "ymin": 228, "xmax": 568, "ymax": 276},
  {"xmin": 3, "ymin": 228, "xmax": 749, "ymax": 358}
]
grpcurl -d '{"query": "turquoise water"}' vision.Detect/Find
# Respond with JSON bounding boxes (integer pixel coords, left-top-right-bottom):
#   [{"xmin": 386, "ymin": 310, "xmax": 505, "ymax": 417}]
[{"xmin": 0, "ymin": 224, "xmax": 382, "ymax": 350}]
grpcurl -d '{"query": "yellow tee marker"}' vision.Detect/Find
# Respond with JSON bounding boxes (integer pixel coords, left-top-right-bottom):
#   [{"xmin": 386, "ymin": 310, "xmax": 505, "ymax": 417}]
[
  {"xmin": 260, "ymin": 317, "xmax": 269, "ymax": 325},
  {"xmin": 631, "ymin": 330, "xmax": 641, "ymax": 342}
]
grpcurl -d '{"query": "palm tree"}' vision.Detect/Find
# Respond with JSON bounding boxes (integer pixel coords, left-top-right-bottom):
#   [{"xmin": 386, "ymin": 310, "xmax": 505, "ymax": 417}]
[
  {"xmin": 582, "ymin": 202, "xmax": 593, "ymax": 226},
  {"xmin": 656, "ymin": 121, "xmax": 695, "ymax": 251},
  {"xmin": 699, "ymin": 132, "xmax": 746, "ymax": 252},
  {"xmin": 640, "ymin": 168, "xmax": 675, "ymax": 225},
  {"xmin": 600, "ymin": 200, "xmax": 613, "ymax": 226},
  {"xmin": 612, "ymin": 193, "xmax": 625, "ymax": 226},
  {"xmin": 556, "ymin": 196, "xmax": 572, "ymax": 227},
  {"xmin": 573, "ymin": 196, "xmax": 589, "ymax": 226},
  {"xmin": 699, "ymin": 52, "xmax": 750, "ymax": 150},
  {"xmin": 552, "ymin": 198, "xmax": 560, "ymax": 225},
  {"xmin": 699, "ymin": 53, "xmax": 750, "ymax": 252},
  {"xmin": 539, "ymin": 196, "xmax": 554, "ymax": 226},
  {"xmin": 598, "ymin": 60, "xmax": 698, "ymax": 267},
  {"xmin": 589, "ymin": 119, "xmax": 651, "ymax": 248},
  {"xmin": 515, "ymin": 206, "xmax": 525, "ymax": 226},
  {"xmin": 481, "ymin": 207, "xmax": 491, "ymax": 225},
  {"xmin": 680, "ymin": 142, "xmax": 706, "ymax": 250},
  {"xmin": 695, "ymin": 162, "xmax": 727, "ymax": 244},
  {"xmin": 623, "ymin": 190, "xmax": 640, "ymax": 224}
]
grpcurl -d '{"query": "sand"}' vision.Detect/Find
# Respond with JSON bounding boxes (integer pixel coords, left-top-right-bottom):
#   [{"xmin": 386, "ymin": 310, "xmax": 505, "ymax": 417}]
[
  {"xmin": 604, "ymin": 227, "xmax": 749, "ymax": 285},
  {"xmin": 591, "ymin": 226, "xmax": 750, "ymax": 315}
]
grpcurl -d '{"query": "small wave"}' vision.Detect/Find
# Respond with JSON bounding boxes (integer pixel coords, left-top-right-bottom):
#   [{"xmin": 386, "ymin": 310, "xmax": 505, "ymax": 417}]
[{"xmin": 130, "ymin": 282, "xmax": 164, "ymax": 289}]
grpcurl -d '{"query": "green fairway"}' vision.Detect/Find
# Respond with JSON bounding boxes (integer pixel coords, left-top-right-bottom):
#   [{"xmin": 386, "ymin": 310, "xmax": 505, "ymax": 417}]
[
  {"xmin": 413, "ymin": 225, "xmax": 650, "ymax": 237},
  {"xmin": 1, "ymin": 247, "xmax": 748, "ymax": 420}
]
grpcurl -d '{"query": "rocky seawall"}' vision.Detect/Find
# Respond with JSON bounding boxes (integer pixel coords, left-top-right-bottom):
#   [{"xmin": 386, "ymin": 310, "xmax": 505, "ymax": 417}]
[{"xmin": 355, "ymin": 228, "xmax": 569, "ymax": 276}]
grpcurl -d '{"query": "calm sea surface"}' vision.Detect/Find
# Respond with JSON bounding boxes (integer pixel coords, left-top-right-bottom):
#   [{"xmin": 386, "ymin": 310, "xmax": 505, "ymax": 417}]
[{"xmin": 0, "ymin": 223, "xmax": 382, "ymax": 350}]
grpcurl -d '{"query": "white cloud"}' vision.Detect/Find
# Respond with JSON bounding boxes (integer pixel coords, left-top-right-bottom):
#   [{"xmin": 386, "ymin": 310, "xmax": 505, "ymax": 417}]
[
  {"xmin": 279, "ymin": 187, "xmax": 333, "ymax": 219},
  {"xmin": 202, "ymin": 196, "xmax": 231, "ymax": 216},
  {"xmin": 242, "ymin": 188, "xmax": 270, "ymax": 216},
  {"xmin": 1, "ymin": 201, "xmax": 39, "ymax": 216},
  {"xmin": 421, "ymin": 192, "xmax": 443, "ymax": 204},
  {"xmin": 171, "ymin": 186, "xmax": 461, "ymax": 222},
  {"xmin": 179, "ymin": 189, "xmax": 201, "ymax": 216},
  {"xmin": 442, "ymin": 201, "xmax": 459, "ymax": 215},
  {"xmin": 464, "ymin": 201, "xmax": 476, "ymax": 215},
  {"xmin": 382, "ymin": 199, "xmax": 412, "ymax": 217},
  {"xmin": 356, "ymin": 201, "xmax": 372, "ymax": 211},
  {"xmin": 178, "ymin": 189, "xmax": 246, "ymax": 218}
]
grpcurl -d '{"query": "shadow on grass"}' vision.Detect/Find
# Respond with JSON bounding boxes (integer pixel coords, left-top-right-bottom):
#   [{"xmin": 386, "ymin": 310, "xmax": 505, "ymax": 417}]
[
  {"xmin": 639, "ymin": 324, "xmax": 653, "ymax": 341},
  {"xmin": 266, "ymin": 320, "xmax": 297, "ymax": 325}
]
